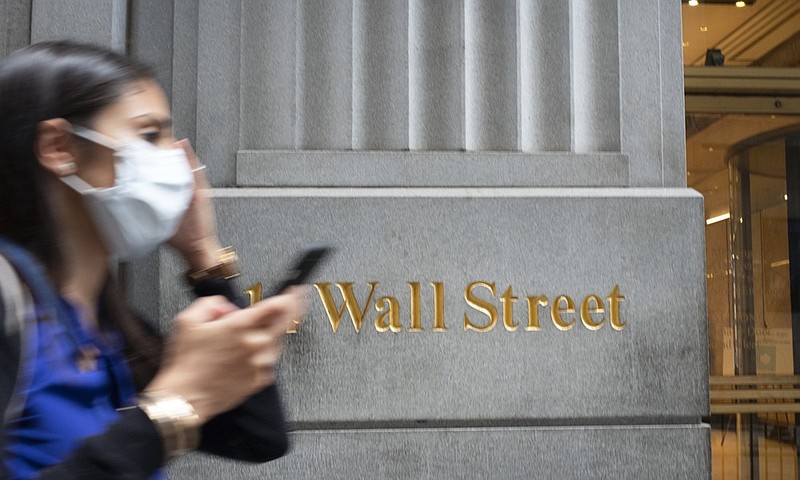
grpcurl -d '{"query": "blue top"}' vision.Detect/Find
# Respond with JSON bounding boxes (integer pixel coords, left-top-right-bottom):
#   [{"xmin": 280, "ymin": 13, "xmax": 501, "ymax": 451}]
[
  {"xmin": 1, "ymin": 237, "xmax": 289, "ymax": 479},
  {"xmin": 3, "ymin": 298, "xmax": 139, "ymax": 479}
]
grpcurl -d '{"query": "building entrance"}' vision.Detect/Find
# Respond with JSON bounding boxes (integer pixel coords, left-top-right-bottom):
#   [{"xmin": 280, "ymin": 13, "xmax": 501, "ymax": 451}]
[
  {"xmin": 687, "ymin": 104, "xmax": 800, "ymax": 480},
  {"xmin": 711, "ymin": 131, "xmax": 800, "ymax": 480},
  {"xmin": 682, "ymin": 2, "xmax": 800, "ymax": 476}
]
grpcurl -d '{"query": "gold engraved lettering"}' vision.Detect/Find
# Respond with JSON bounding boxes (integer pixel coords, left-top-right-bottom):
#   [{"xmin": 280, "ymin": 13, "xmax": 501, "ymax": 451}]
[
  {"xmin": 463, "ymin": 281, "xmax": 497, "ymax": 332},
  {"xmin": 408, "ymin": 282, "xmax": 422, "ymax": 332},
  {"xmin": 375, "ymin": 296, "xmax": 402, "ymax": 332},
  {"xmin": 302, "ymin": 281, "xmax": 626, "ymax": 335},
  {"xmin": 500, "ymin": 286, "xmax": 518, "ymax": 331},
  {"xmin": 432, "ymin": 282, "xmax": 446, "ymax": 331},
  {"xmin": 525, "ymin": 296, "xmax": 548, "ymax": 331},
  {"xmin": 551, "ymin": 295, "xmax": 576, "ymax": 331},
  {"xmin": 313, "ymin": 282, "xmax": 378, "ymax": 333},
  {"xmin": 580, "ymin": 294, "xmax": 605, "ymax": 330},
  {"xmin": 608, "ymin": 285, "xmax": 626, "ymax": 331},
  {"xmin": 244, "ymin": 283, "xmax": 263, "ymax": 306}
]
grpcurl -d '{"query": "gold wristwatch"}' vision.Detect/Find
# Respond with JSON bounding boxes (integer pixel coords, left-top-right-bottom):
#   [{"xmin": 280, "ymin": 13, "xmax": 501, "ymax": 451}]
[
  {"xmin": 137, "ymin": 391, "xmax": 200, "ymax": 459},
  {"xmin": 185, "ymin": 246, "xmax": 240, "ymax": 285}
]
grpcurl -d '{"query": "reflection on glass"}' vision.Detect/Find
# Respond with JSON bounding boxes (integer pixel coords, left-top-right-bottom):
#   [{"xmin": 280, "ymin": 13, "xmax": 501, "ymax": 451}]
[
  {"xmin": 730, "ymin": 137, "xmax": 794, "ymax": 377},
  {"xmin": 727, "ymin": 133, "xmax": 799, "ymax": 480},
  {"xmin": 689, "ymin": 113, "xmax": 800, "ymax": 480}
]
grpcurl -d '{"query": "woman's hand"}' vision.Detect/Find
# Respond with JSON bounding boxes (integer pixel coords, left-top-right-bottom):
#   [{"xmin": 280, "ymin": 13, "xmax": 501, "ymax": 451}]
[
  {"xmin": 167, "ymin": 139, "xmax": 222, "ymax": 271},
  {"xmin": 144, "ymin": 287, "xmax": 306, "ymax": 424}
]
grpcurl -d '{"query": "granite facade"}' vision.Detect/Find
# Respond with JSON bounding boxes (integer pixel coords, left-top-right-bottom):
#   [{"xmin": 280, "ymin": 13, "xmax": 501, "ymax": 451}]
[{"xmin": 156, "ymin": 189, "xmax": 708, "ymax": 426}]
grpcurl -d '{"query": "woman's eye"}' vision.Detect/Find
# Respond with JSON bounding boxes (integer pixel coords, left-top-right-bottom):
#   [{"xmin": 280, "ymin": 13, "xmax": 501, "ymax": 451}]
[{"xmin": 141, "ymin": 130, "xmax": 160, "ymax": 143}]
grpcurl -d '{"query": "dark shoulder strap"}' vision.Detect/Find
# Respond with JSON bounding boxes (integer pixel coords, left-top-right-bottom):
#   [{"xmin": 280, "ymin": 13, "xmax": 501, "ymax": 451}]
[
  {"xmin": 0, "ymin": 239, "xmax": 75, "ymax": 347},
  {"xmin": 0, "ymin": 253, "xmax": 26, "ymax": 352},
  {"xmin": 0, "ymin": 238, "xmax": 62, "ymax": 424},
  {"xmin": 0, "ymin": 252, "xmax": 34, "ymax": 423},
  {"xmin": 0, "ymin": 240, "xmax": 62, "ymax": 320}
]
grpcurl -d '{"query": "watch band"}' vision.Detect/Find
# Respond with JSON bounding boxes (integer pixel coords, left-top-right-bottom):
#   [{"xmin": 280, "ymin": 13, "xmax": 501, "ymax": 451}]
[
  {"xmin": 185, "ymin": 246, "xmax": 240, "ymax": 286},
  {"xmin": 137, "ymin": 391, "xmax": 200, "ymax": 459}
]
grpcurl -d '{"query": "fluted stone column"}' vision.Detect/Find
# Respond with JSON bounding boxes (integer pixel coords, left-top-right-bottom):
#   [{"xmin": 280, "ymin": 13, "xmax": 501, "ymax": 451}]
[
  {"xmin": 409, "ymin": 0, "xmax": 463, "ymax": 150},
  {"xmin": 240, "ymin": 1, "xmax": 296, "ymax": 151},
  {"xmin": 464, "ymin": 0, "xmax": 517, "ymax": 151},
  {"xmin": 0, "ymin": 0, "xmax": 31, "ymax": 59},
  {"xmin": 31, "ymin": 0, "xmax": 126, "ymax": 51},
  {"xmin": 519, "ymin": 2, "xmax": 571, "ymax": 152},
  {"xmin": 296, "ymin": 0, "xmax": 352, "ymax": 150},
  {"xmin": 352, "ymin": 0, "xmax": 408, "ymax": 150},
  {"xmin": 571, "ymin": 0, "xmax": 621, "ymax": 153}
]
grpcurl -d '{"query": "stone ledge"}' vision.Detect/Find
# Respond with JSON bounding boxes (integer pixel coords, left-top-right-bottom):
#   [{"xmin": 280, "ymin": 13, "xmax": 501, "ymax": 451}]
[
  {"xmin": 168, "ymin": 424, "xmax": 710, "ymax": 480},
  {"xmin": 236, "ymin": 150, "xmax": 629, "ymax": 187}
]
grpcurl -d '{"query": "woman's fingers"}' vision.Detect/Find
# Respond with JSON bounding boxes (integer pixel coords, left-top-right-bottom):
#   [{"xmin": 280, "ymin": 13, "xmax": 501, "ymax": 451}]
[
  {"xmin": 168, "ymin": 139, "xmax": 221, "ymax": 269},
  {"xmin": 176, "ymin": 138, "xmax": 198, "ymax": 168},
  {"xmin": 225, "ymin": 290, "xmax": 305, "ymax": 331},
  {"xmin": 176, "ymin": 138, "xmax": 210, "ymax": 190},
  {"xmin": 175, "ymin": 295, "xmax": 239, "ymax": 325},
  {"xmin": 151, "ymin": 288, "xmax": 307, "ymax": 421},
  {"xmin": 283, "ymin": 286, "xmax": 309, "ymax": 325}
]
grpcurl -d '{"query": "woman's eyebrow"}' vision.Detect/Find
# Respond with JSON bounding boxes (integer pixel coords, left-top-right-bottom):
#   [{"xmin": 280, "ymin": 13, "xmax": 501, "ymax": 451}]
[{"xmin": 131, "ymin": 114, "xmax": 173, "ymax": 129}]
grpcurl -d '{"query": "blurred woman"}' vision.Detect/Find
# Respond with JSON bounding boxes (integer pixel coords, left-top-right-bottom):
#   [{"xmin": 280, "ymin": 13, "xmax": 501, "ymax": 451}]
[{"xmin": 0, "ymin": 41, "xmax": 303, "ymax": 479}]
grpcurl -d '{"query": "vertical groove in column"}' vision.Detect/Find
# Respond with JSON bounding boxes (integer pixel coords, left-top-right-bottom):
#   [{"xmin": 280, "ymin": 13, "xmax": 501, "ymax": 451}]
[
  {"xmin": 519, "ymin": 2, "xmax": 571, "ymax": 152},
  {"xmin": 572, "ymin": 0, "xmax": 621, "ymax": 153},
  {"xmin": 129, "ymin": 0, "xmax": 174, "ymax": 95},
  {"xmin": 0, "ymin": 1, "xmax": 6, "ymax": 57},
  {"xmin": 352, "ymin": 0, "xmax": 408, "ymax": 150},
  {"xmin": 1, "ymin": 0, "xmax": 32, "ymax": 59},
  {"xmin": 296, "ymin": 0, "xmax": 353, "ymax": 150},
  {"xmin": 31, "ymin": 0, "xmax": 118, "ymax": 47},
  {"xmin": 659, "ymin": 0, "xmax": 688, "ymax": 187},
  {"xmin": 110, "ymin": 0, "xmax": 126, "ymax": 52},
  {"xmin": 409, "ymin": 0, "xmax": 464, "ymax": 150},
  {"xmin": 196, "ymin": 0, "xmax": 240, "ymax": 185},
  {"xmin": 464, "ymin": 0, "xmax": 517, "ymax": 151},
  {"xmin": 172, "ymin": 0, "xmax": 198, "ymax": 143},
  {"xmin": 240, "ymin": 0, "xmax": 296, "ymax": 150}
]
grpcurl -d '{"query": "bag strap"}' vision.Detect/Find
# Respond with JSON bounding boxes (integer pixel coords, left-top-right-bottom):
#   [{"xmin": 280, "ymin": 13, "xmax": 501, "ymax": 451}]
[
  {"xmin": 0, "ymin": 253, "xmax": 35, "ymax": 424},
  {"xmin": 0, "ymin": 254, "xmax": 26, "ymax": 341},
  {"xmin": 0, "ymin": 239, "xmax": 76, "ymax": 347}
]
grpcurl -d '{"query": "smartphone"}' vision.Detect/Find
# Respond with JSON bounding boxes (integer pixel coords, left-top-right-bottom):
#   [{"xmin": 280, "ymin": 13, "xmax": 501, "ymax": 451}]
[{"xmin": 266, "ymin": 244, "xmax": 332, "ymax": 296}]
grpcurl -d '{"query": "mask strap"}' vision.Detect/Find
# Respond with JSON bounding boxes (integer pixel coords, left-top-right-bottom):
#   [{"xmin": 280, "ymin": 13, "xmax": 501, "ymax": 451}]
[
  {"xmin": 71, "ymin": 126, "xmax": 119, "ymax": 150},
  {"xmin": 60, "ymin": 174, "xmax": 99, "ymax": 194}
]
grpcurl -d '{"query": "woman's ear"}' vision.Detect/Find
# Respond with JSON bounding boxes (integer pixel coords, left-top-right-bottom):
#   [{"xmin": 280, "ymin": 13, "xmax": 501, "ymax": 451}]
[{"xmin": 35, "ymin": 118, "xmax": 78, "ymax": 177}]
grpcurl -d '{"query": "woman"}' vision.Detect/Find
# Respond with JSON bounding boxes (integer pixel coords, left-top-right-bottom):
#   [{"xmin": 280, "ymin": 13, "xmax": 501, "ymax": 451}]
[{"xmin": 0, "ymin": 41, "xmax": 304, "ymax": 479}]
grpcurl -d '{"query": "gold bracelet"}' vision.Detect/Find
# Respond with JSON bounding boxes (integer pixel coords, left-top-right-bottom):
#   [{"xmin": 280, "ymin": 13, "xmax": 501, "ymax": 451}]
[
  {"xmin": 137, "ymin": 391, "xmax": 200, "ymax": 460},
  {"xmin": 185, "ymin": 246, "xmax": 240, "ymax": 286}
]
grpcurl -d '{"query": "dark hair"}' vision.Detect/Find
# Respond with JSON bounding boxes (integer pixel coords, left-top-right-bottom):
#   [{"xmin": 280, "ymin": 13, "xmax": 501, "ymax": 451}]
[
  {"xmin": 0, "ymin": 42, "xmax": 161, "ymax": 387},
  {"xmin": 0, "ymin": 41, "xmax": 153, "ymax": 269}
]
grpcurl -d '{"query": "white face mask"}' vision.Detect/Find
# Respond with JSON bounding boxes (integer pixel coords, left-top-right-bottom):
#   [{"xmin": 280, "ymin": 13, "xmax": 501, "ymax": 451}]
[{"xmin": 60, "ymin": 126, "xmax": 195, "ymax": 261}]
